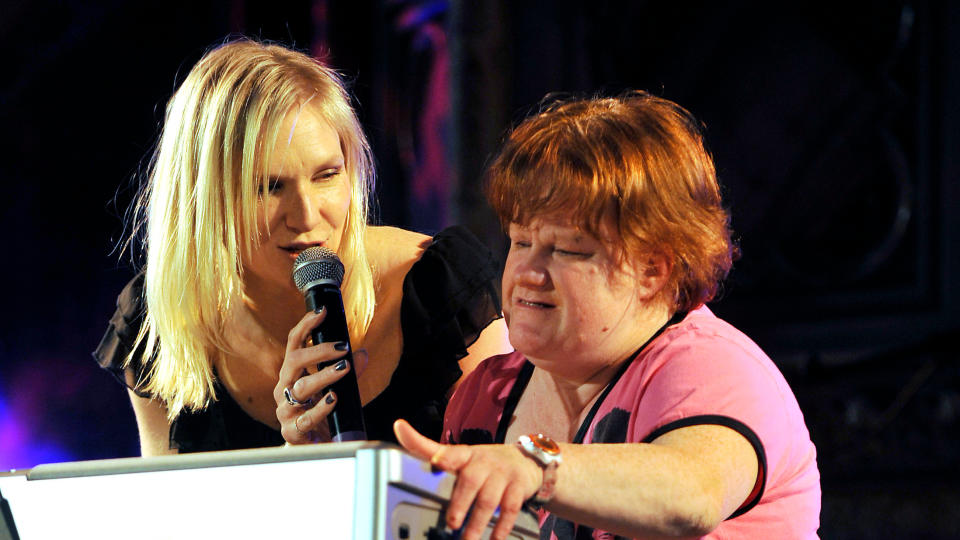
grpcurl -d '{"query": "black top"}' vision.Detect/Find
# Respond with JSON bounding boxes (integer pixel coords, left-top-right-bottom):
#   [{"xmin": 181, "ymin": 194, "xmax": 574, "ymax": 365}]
[{"xmin": 93, "ymin": 226, "xmax": 503, "ymax": 453}]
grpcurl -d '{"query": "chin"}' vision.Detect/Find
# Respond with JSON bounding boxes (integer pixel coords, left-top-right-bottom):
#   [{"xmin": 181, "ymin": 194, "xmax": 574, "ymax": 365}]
[{"xmin": 511, "ymin": 339, "xmax": 554, "ymax": 362}]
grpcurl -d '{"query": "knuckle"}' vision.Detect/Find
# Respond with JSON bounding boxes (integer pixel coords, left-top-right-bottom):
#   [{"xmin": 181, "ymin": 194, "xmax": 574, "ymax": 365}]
[
  {"xmin": 291, "ymin": 351, "xmax": 318, "ymax": 372},
  {"xmin": 457, "ymin": 474, "xmax": 482, "ymax": 492},
  {"xmin": 474, "ymin": 494, "xmax": 499, "ymax": 512},
  {"xmin": 309, "ymin": 370, "xmax": 331, "ymax": 387},
  {"xmin": 288, "ymin": 348, "xmax": 308, "ymax": 364}
]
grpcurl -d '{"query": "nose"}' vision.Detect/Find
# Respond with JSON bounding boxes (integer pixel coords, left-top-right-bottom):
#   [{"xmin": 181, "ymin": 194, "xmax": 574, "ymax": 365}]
[
  {"xmin": 510, "ymin": 248, "xmax": 550, "ymax": 288},
  {"xmin": 283, "ymin": 182, "xmax": 323, "ymax": 233}
]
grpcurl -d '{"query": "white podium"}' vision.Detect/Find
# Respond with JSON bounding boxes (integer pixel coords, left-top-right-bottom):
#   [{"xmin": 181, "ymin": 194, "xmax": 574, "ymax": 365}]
[{"xmin": 0, "ymin": 442, "xmax": 539, "ymax": 539}]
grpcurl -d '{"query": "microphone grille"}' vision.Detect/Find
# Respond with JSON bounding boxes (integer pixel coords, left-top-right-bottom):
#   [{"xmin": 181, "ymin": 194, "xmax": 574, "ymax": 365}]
[{"xmin": 292, "ymin": 246, "xmax": 345, "ymax": 292}]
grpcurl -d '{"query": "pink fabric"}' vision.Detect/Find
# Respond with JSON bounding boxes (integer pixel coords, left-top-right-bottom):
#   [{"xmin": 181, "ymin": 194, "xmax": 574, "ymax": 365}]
[{"xmin": 443, "ymin": 306, "xmax": 821, "ymax": 539}]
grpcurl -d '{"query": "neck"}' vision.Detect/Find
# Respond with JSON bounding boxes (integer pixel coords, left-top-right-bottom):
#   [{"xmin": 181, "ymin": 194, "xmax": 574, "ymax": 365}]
[
  {"xmin": 539, "ymin": 301, "xmax": 674, "ymax": 421},
  {"xmin": 242, "ymin": 277, "xmax": 305, "ymax": 346}
]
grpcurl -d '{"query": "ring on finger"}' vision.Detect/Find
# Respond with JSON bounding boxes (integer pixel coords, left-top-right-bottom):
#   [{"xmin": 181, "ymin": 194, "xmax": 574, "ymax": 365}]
[
  {"xmin": 430, "ymin": 446, "xmax": 446, "ymax": 467},
  {"xmin": 284, "ymin": 386, "xmax": 312, "ymax": 407}
]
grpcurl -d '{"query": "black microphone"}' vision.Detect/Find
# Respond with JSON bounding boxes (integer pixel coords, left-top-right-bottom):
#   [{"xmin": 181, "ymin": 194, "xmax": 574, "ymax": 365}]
[{"xmin": 292, "ymin": 246, "xmax": 366, "ymax": 442}]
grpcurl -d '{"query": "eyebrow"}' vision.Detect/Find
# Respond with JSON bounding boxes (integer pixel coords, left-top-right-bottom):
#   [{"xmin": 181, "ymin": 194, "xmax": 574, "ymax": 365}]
[{"xmin": 560, "ymin": 233, "xmax": 588, "ymax": 244}]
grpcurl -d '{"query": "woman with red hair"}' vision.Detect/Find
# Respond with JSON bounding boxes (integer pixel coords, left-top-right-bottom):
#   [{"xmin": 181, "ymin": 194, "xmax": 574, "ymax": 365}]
[{"xmin": 395, "ymin": 92, "xmax": 821, "ymax": 539}]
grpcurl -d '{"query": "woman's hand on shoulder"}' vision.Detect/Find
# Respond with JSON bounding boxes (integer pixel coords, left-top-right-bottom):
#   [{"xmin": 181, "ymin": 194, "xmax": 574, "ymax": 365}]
[
  {"xmin": 394, "ymin": 419, "xmax": 541, "ymax": 540},
  {"xmin": 273, "ymin": 308, "xmax": 368, "ymax": 444},
  {"xmin": 453, "ymin": 318, "xmax": 512, "ymax": 396}
]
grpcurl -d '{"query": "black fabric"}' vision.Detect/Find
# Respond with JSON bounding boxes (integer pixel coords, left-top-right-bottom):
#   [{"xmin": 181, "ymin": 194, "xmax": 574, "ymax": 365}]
[
  {"xmin": 93, "ymin": 272, "xmax": 151, "ymax": 397},
  {"xmin": 590, "ymin": 408, "xmax": 631, "ymax": 443},
  {"xmin": 92, "ymin": 225, "xmax": 502, "ymax": 452},
  {"xmin": 364, "ymin": 226, "xmax": 502, "ymax": 443},
  {"xmin": 493, "ymin": 360, "xmax": 535, "ymax": 444}
]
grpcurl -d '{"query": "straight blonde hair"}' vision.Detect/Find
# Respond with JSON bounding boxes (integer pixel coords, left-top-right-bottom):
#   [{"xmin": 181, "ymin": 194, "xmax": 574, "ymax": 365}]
[{"xmin": 130, "ymin": 39, "xmax": 376, "ymax": 419}]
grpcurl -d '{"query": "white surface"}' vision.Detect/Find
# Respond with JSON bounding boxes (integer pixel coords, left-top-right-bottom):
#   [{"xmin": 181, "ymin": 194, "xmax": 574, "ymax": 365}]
[{"xmin": 0, "ymin": 457, "xmax": 354, "ymax": 539}]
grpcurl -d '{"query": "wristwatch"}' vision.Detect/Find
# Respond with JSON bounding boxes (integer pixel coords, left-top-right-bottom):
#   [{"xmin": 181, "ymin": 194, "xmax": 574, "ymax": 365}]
[{"xmin": 516, "ymin": 433, "xmax": 562, "ymax": 508}]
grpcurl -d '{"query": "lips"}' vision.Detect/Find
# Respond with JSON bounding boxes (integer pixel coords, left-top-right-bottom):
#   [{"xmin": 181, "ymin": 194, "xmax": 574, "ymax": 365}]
[
  {"xmin": 279, "ymin": 241, "xmax": 324, "ymax": 259},
  {"xmin": 515, "ymin": 297, "xmax": 554, "ymax": 309}
]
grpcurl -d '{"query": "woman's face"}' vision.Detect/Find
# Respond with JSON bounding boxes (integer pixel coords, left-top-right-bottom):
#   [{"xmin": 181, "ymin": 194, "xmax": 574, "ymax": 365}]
[
  {"xmin": 242, "ymin": 105, "xmax": 352, "ymax": 295},
  {"xmin": 502, "ymin": 213, "xmax": 664, "ymax": 383}
]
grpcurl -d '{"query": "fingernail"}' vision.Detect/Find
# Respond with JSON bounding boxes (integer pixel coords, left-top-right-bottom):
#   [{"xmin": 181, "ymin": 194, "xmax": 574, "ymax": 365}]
[
  {"xmin": 325, "ymin": 392, "xmax": 336, "ymax": 404},
  {"xmin": 334, "ymin": 341, "xmax": 349, "ymax": 351},
  {"xmin": 313, "ymin": 306, "xmax": 326, "ymax": 315},
  {"xmin": 335, "ymin": 359, "xmax": 348, "ymax": 371},
  {"xmin": 293, "ymin": 380, "xmax": 303, "ymax": 393}
]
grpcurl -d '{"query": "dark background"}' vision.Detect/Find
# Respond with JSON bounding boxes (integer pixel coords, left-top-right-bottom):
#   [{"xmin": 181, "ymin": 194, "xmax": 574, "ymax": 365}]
[{"xmin": 1, "ymin": 1, "xmax": 957, "ymax": 538}]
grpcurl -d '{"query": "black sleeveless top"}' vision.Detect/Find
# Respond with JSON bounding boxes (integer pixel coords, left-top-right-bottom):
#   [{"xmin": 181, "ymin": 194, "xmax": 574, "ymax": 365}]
[{"xmin": 93, "ymin": 226, "xmax": 503, "ymax": 453}]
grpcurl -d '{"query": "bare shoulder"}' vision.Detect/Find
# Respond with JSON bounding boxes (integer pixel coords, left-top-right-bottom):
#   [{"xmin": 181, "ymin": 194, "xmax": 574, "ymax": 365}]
[
  {"xmin": 365, "ymin": 226, "xmax": 432, "ymax": 276},
  {"xmin": 361, "ymin": 226, "xmax": 432, "ymax": 367}
]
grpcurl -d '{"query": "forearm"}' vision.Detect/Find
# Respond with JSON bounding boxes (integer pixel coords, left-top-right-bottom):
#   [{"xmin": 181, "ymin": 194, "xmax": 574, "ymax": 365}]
[
  {"xmin": 395, "ymin": 420, "xmax": 757, "ymax": 540},
  {"xmin": 543, "ymin": 423, "xmax": 758, "ymax": 538},
  {"xmin": 127, "ymin": 388, "xmax": 178, "ymax": 456},
  {"xmin": 547, "ymin": 443, "xmax": 725, "ymax": 538}
]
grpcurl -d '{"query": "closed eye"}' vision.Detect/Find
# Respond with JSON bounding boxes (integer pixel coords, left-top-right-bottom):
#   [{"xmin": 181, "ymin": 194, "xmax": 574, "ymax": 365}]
[
  {"xmin": 556, "ymin": 248, "xmax": 591, "ymax": 258},
  {"xmin": 315, "ymin": 167, "xmax": 343, "ymax": 181}
]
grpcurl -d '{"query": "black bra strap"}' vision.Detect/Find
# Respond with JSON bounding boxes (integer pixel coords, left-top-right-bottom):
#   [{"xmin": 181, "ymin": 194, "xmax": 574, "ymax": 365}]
[
  {"xmin": 572, "ymin": 310, "xmax": 687, "ymax": 444},
  {"xmin": 493, "ymin": 311, "xmax": 688, "ymax": 445},
  {"xmin": 493, "ymin": 360, "xmax": 536, "ymax": 444}
]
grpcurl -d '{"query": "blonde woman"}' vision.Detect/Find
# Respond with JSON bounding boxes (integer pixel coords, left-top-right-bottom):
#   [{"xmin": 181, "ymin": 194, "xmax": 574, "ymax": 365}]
[{"xmin": 94, "ymin": 39, "xmax": 510, "ymax": 455}]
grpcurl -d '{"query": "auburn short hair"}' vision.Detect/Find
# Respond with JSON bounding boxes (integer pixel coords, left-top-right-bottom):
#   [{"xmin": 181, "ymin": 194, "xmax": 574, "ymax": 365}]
[{"xmin": 485, "ymin": 91, "xmax": 738, "ymax": 313}]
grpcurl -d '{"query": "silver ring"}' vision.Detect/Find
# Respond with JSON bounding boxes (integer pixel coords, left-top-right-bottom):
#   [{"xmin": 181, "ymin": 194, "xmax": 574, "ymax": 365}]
[{"xmin": 284, "ymin": 386, "xmax": 312, "ymax": 407}]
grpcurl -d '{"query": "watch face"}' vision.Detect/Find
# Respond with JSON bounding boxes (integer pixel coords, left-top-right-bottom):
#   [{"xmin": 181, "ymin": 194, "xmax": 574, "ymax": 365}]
[{"xmin": 531, "ymin": 434, "xmax": 560, "ymax": 455}]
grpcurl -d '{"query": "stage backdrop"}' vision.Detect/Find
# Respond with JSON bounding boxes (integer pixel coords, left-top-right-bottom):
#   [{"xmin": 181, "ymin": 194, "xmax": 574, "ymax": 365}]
[{"xmin": 1, "ymin": 1, "xmax": 958, "ymax": 538}]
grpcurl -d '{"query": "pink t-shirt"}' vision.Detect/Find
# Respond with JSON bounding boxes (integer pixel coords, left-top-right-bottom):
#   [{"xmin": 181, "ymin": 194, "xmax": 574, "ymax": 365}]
[{"xmin": 443, "ymin": 306, "xmax": 821, "ymax": 539}]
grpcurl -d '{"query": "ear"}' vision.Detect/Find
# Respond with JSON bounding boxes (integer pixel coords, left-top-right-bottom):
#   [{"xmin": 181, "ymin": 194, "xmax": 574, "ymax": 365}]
[{"xmin": 636, "ymin": 251, "xmax": 672, "ymax": 300}]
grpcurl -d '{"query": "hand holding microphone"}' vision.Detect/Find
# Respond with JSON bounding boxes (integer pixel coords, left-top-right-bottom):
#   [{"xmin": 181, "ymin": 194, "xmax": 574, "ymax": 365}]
[{"xmin": 274, "ymin": 247, "xmax": 367, "ymax": 444}]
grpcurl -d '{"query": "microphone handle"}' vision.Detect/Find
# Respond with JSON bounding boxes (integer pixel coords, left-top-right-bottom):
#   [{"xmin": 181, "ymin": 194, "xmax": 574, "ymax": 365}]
[{"xmin": 305, "ymin": 285, "xmax": 367, "ymax": 441}]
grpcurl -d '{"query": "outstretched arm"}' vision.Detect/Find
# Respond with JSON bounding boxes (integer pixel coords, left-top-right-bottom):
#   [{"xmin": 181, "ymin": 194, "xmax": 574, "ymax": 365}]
[{"xmin": 394, "ymin": 419, "xmax": 758, "ymax": 540}]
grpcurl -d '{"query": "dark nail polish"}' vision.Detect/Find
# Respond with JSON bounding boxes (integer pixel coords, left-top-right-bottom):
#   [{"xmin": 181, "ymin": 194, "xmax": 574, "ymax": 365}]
[
  {"xmin": 325, "ymin": 392, "xmax": 336, "ymax": 404},
  {"xmin": 335, "ymin": 359, "xmax": 349, "ymax": 371},
  {"xmin": 334, "ymin": 341, "xmax": 349, "ymax": 351}
]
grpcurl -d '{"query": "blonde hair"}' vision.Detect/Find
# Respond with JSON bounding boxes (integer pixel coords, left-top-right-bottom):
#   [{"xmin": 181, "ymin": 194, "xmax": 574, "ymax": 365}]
[
  {"xmin": 486, "ymin": 91, "xmax": 737, "ymax": 313},
  {"xmin": 130, "ymin": 39, "xmax": 376, "ymax": 418}
]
